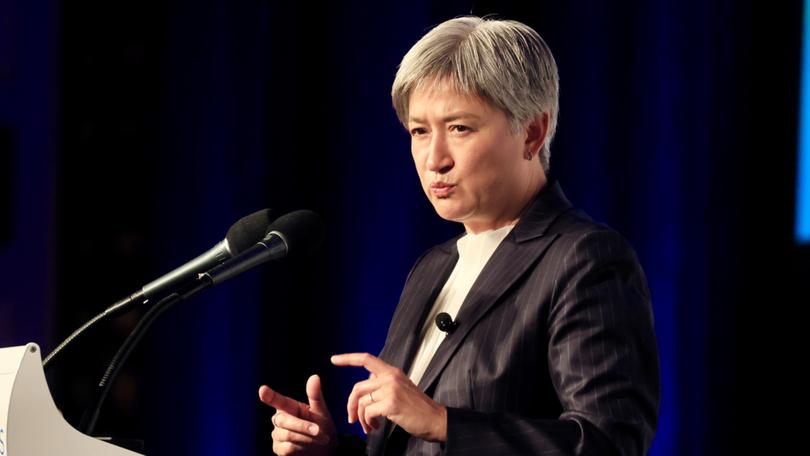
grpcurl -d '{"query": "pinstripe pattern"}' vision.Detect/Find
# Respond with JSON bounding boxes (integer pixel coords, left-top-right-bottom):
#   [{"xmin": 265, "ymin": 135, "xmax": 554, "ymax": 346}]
[{"xmin": 368, "ymin": 180, "xmax": 660, "ymax": 455}]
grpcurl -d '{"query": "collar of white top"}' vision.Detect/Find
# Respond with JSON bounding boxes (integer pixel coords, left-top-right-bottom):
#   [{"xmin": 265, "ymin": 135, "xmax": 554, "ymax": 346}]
[{"xmin": 456, "ymin": 223, "xmax": 515, "ymax": 261}]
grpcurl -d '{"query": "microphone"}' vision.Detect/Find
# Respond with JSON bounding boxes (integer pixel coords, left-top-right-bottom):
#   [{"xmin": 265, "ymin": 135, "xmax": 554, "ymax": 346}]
[
  {"xmin": 82, "ymin": 209, "xmax": 324, "ymax": 435},
  {"xmin": 42, "ymin": 208, "xmax": 275, "ymax": 369},
  {"xmin": 435, "ymin": 312, "xmax": 458, "ymax": 333},
  {"xmin": 202, "ymin": 209, "xmax": 324, "ymax": 285},
  {"xmin": 141, "ymin": 208, "xmax": 275, "ymax": 299}
]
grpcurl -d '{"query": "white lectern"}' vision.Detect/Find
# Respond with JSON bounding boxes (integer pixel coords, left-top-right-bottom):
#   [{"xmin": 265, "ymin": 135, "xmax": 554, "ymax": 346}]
[{"xmin": 0, "ymin": 343, "xmax": 143, "ymax": 455}]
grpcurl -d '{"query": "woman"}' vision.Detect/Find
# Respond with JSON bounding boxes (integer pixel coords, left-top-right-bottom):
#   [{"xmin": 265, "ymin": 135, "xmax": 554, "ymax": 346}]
[{"xmin": 260, "ymin": 16, "xmax": 660, "ymax": 456}]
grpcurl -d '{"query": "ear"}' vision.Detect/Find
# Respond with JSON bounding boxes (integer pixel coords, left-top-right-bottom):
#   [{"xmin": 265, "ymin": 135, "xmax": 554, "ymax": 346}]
[{"xmin": 523, "ymin": 113, "xmax": 550, "ymax": 160}]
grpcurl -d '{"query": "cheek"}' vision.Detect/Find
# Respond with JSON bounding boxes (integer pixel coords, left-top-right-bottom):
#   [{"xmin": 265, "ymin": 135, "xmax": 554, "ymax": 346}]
[
  {"xmin": 411, "ymin": 150, "xmax": 431, "ymax": 189},
  {"xmin": 411, "ymin": 141, "xmax": 425, "ymax": 166},
  {"xmin": 465, "ymin": 150, "xmax": 503, "ymax": 181},
  {"xmin": 480, "ymin": 135, "xmax": 522, "ymax": 167},
  {"xmin": 411, "ymin": 150, "xmax": 424, "ymax": 175},
  {"xmin": 462, "ymin": 146, "xmax": 520, "ymax": 192}
]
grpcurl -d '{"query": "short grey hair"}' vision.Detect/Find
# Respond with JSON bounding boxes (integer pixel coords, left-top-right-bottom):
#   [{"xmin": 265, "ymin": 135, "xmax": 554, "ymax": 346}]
[{"xmin": 391, "ymin": 16, "xmax": 560, "ymax": 172}]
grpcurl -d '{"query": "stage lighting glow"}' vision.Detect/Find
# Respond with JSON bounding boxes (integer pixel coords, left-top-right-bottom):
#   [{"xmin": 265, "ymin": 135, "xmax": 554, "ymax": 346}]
[{"xmin": 797, "ymin": 0, "xmax": 810, "ymax": 244}]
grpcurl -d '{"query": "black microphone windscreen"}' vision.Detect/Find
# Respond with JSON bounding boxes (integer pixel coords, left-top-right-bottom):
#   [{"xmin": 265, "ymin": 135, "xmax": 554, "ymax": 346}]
[
  {"xmin": 226, "ymin": 208, "xmax": 275, "ymax": 254},
  {"xmin": 267, "ymin": 209, "xmax": 324, "ymax": 257}
]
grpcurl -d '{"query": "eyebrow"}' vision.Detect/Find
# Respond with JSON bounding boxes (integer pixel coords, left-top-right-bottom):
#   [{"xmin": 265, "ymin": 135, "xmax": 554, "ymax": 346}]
[{"xmin": 408, "ymin": 112, "xmax": 482, "ymax": 124}]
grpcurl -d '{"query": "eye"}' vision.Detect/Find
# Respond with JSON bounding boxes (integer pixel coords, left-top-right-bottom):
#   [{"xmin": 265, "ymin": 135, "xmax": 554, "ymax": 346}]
[
  {"xmin": 450, "ymin": 124, "xmax": 472, "ymax": 133},
  {"xmin": 410, "ymin": 127, "xmax": 428, "ymax": 137}
]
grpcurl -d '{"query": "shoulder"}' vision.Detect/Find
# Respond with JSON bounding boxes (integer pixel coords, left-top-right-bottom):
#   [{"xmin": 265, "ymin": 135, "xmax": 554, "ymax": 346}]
[
  {"xmin": 543, "ymin": 209, "xmax": 651, "ymax": 311},
  {"xmin": 536, "ymin": 208, "xmax": 650, "ymax": 309},
  {"xmin": 548, "ymin": 208, "xmax": 641, "ymax": 265}
]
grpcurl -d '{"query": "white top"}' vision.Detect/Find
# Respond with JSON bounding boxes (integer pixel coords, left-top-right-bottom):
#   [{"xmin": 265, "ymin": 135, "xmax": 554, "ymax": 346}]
[{"xmin": 406, "ymin": 224, "xmax": 515, "ymax": 385}]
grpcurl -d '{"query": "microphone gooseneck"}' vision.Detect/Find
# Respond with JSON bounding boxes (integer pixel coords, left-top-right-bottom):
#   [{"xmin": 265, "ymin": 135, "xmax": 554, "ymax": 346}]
[
  {"xmin": 81, "ymin": 281, "xmax": 208, "ymax": 435},
  {"xmin": 43, "ymin": 208, "xmax": 274, "ymax": 370}
]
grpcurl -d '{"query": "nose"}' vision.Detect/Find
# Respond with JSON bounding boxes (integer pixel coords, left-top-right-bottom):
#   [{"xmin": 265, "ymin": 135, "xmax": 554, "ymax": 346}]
[{"xmin": 426, "ymin": 132, "xmax": 454, "ymax": 174}]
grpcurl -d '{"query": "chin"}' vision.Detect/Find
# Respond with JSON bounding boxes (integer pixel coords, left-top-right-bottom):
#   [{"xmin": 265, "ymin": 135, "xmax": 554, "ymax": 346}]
[{"xmin": 430, "ymin": 199, "xmax": 472, "ymax": 223}]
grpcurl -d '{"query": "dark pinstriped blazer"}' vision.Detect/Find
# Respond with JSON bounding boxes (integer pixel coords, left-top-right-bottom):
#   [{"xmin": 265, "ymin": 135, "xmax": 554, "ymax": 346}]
[{"xmin": 366, "ymin": 179, "xmax": 660, "ymax": 455}]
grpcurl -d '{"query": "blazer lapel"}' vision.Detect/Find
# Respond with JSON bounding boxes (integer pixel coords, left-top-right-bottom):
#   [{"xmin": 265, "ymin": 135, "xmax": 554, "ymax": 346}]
[
  {"xmin": 373, "ymin": 238, "xmax": 459, "ymax": 454},
  {"xmin": 415, "ymin": 180, "xmax": 574, "ymax": 393},
  {"xmin": 380, "ymin": 239, "xmax": 460, "ymax": 371}
]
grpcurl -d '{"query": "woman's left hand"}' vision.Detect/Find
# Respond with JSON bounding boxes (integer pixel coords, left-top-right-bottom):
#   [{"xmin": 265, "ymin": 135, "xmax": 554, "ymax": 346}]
[{"xmin": 330, "ymin": 353, "xmax": 447, "ymax": 443}]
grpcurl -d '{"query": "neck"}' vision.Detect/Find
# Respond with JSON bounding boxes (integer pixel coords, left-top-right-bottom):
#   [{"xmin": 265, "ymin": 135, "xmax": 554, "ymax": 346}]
[{"xmin": 463, "ymin": 168, "xmax": 548, "ymax": 234}]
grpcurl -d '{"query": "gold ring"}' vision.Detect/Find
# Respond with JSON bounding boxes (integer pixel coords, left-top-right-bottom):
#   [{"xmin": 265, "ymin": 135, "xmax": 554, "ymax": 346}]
[{"xmin": 369, "ymin": 391, "xmax": 375, "ymax": 402}]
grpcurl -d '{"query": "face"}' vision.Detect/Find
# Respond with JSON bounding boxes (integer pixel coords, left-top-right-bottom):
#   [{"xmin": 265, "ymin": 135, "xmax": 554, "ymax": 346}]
[{"xmin": 407, "ymin": 82, "xmax": 544, "ymax": 233}]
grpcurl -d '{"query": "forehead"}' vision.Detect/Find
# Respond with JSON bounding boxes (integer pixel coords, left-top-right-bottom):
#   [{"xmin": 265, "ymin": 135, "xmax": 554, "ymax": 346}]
[{"xmin": 407, "ymin": 79, "xmax": 496, "ymax": 121}]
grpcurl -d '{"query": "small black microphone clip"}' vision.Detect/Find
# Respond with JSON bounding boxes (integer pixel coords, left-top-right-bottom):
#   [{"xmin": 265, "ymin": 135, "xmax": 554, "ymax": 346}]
[{"xmin": 435, "ymin": 312, "xmax": 458, "ymax": 333}]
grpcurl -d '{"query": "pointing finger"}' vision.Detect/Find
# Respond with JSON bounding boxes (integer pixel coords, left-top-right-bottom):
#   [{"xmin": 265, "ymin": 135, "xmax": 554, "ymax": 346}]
[
  {"xmin": 330, "ymin": 353, "xmax": 395, "ymax": 375},
  {"xmin": 258, "ymin": 385, "xmax": 309, "ymax": 419}
]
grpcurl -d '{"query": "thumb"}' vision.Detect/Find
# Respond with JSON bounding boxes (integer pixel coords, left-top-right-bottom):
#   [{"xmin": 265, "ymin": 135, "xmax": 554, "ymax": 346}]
[{"xmin": 306, "ymin": 374, "xmax": 330, "ymax": 417}]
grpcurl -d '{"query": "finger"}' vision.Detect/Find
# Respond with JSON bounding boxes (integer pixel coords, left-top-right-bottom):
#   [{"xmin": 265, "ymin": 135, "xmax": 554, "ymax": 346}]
[
  {"xmin": 358, "ymin": 390, "xmax": 381, "ymax": 432},
  {"xmin": 358, "ymin": 386, "xmax": 384, "ymax": 433},
  {"xmin": 305, "ymin": 374, "xmax": 330, "ymax": 418},
  {"xmin": 273, "ymin": 412, "xmax": 321, "ymax": 438},
  {"xmin": 346, "ymin": 377, "xmax": 383, "ymax": 424},
  {"xmin": 330, "ymin": 353, "xmax": 394, "ymax": 375},
  {"xmin": 355, "ymin": 384, "xmax": 380, "ymax": 434},
  {"xmin": 273, "ymin": 440, "xmax": 305, "ymax": 456},
  {"xmin": 258, "ymin": 385, "xmax": 308, "ymax": 419},
  {"xmin": 358, "ymin": 391, "xmax": 370, "ymax": 434},
  {"xmin": 363, "ymin": 401, "xmax": 386, "ymax": 431},
  {"xmin": 364, "ymin": 406, "xmax": 382, "ymax": 430},
  {"xmin": 350, "ymin": 378, "xmax": 383, "ymax": 401},
  {"xmin": 271, "ymin": 427, "xmax": 330, "ymax": 446}
]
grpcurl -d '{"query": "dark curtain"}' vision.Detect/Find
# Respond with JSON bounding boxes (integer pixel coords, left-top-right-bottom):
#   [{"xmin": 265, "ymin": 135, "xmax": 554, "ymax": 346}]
[{"xmin": 1, "ymin": 1, "xmax": 805, "ymax": 455}]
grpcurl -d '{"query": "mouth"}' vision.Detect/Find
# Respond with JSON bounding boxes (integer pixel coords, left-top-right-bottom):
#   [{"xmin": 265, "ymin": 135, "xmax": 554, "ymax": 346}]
[{"xmin": 430, "ymin": 182, "xmax": 456, "ymax": 198}]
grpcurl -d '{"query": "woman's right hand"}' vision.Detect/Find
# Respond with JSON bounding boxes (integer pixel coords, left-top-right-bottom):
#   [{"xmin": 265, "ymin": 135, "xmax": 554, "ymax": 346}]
[{"xmin": 259, "ymin": 374, "xmax": 337, "ymax": 456}]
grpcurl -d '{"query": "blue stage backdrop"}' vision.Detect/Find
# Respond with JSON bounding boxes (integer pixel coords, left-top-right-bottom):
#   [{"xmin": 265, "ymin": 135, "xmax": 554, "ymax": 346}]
[
  {"xmin": 0, "ymin": 0, "xmax": 59, "ymax": 353},
  {"xmin": 797, "ymin": 0, "xmax": 810, "ymax": 244},
  {"xmin": 1, "ymin": 1, "xmax": 804, "ymax": 455}
]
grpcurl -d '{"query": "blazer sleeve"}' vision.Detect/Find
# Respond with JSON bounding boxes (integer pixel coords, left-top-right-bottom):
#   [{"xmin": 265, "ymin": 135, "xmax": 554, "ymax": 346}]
[{"xmin": 443, "ymin": 229, "xmax": 661, "ymax": 456}]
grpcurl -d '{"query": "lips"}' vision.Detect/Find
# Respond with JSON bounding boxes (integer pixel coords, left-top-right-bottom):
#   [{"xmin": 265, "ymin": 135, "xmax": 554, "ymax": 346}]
[{"xmin": 430, "ymin": 182, "xmax": 456, "ymax": 198}]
